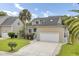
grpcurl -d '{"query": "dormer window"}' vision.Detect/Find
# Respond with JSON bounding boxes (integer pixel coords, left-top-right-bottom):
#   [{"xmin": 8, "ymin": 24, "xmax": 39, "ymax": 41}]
[
  {"xmin": 17, "ymin": 22, "xmax": 20, "ymax": 25},
  {"xmin": 36, "ymin": 21, "xmax": 39, "ymax": 24},
  {"xmin": 50, "ymin": 19, "xmax": 53, "ymax": 22},
  {"xmin": 29, "ymin": 29, "xmax": 32, "ymax": 33}
]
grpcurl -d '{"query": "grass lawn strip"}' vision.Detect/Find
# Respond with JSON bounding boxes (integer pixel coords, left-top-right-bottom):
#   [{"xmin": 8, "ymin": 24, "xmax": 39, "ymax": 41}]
[
  {"xmin": 58, "ymin": 42, "xmax": 79, "ymax": 56},
  {"xmin": 0, "ymin": 38, "xmax": 30, "ymax": 52}
]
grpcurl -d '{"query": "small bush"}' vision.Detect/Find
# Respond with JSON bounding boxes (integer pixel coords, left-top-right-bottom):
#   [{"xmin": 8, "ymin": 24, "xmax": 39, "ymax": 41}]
[
  {"xmin": 26, "ymin": 33, "xmax": 35, "ymax": 40},
  {"xmin": 14, "ymin": 34, "xmax": 17, "ymax": 38},
  {"xmin": 8, "ymin": 42, "xmax": 17, "ymax": 51},
  {"xmin": 8, "ymin": 32, "xmax": 15, "ymax": 38}
]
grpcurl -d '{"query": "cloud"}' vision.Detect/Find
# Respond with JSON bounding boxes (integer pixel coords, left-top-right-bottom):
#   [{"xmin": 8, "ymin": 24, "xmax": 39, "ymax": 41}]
[
  {"xmin": 32, "ymin": 13, "xmax": 38, "ymax": 19},
  {"xmin": 34, "ymin": 8, "xmax": 38, "ymax": 11},
  {"xmin": 2, "ymin": 10, "xmax": 18, "ymax": 16},
  {"xmin": 42, "ymin": 11, "xmax": 54, "ymax": 17},
  {"xmin": 66, "ymin": 14, "xmax": 71, "ymax": 16},
  {"xmin": 72, "ymin": 3, "xmax": 79, "ymax": 9},
  {"xmin": 14, "ymin": 3, "xmax": 24, "ymax": 10},
  {"xmin": 43, "ymin": 13, "xmax": 48, "ymax": 17}
]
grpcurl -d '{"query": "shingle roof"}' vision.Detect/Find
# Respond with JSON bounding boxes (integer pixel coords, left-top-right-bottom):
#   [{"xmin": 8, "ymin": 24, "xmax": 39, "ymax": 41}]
[
  {"xmin": 1, "ymin": 17, "xmax": 17, "ymax": 26},
  {"xmin": 0, "ymin": 16, "xmax": 9, "ymax": 25},
  {"xmin": 32, "ymin": 16, "xmax": 61, "ymax": 26}
]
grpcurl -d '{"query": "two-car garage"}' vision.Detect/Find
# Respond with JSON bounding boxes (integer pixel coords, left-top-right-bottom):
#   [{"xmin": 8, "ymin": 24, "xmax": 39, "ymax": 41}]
[
  {"xmin": 36, "ymin": 26, "xmax": 64, "ymax": 43},
  {"xmin": 39, "ymin": 32, "xmax": 59, "ymax": 42}
]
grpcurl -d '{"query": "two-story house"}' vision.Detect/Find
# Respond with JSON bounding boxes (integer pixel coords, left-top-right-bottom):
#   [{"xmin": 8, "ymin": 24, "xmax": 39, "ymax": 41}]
[
  {"xmin": 0, "ymin": 16, "xmax": 23, "ymax": 38},
  {"xmin": 27, "ymin": 16, "xmax": 69, "ymax": 43}
]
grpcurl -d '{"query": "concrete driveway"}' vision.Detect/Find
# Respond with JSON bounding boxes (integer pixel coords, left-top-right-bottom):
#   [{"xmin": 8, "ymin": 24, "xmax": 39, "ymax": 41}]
[{"xmin": 12, "ymin": 41, "xmax": 61, "ymax": 56}]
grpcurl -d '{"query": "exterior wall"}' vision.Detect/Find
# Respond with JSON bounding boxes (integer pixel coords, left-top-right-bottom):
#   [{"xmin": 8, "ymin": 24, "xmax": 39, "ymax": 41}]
[
  {"xmin": 0, "ymin": 17, "xmax": 23, "ymax": 37},
  {"xmin": 0, "ymin": 26, "xmax": 12, "ymax": 33},
  {"xmin": 32, "ymin": 20, "xmax": 41, "ymax": 25},
  {"xmin": 0, "ymin": 18, "xmax": 23, "ymax": 34},
  {"xmin": 0, "ymin": 16, "xmax": 10, "ymax": 36},
  {"xmin": 36, "ymin": 26, "xmax": 64, "ymax": 42},
  {"xmin": 12, "ymin": 19, "xmax": 23, "ymax": 34},
  {"xmin": 64, "ymin": 27, "xmax": 69, "ymax": 43}
]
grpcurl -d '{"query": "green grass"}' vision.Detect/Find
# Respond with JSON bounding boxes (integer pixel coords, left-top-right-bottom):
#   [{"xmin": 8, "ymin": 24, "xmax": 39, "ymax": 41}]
[
  {"xmin": 0, "ymin": 38, "xmax": 30, "ymax": 52},
  {"xmin": 58, "ymin": 42, "xmax": 79, "ymax": 56}
]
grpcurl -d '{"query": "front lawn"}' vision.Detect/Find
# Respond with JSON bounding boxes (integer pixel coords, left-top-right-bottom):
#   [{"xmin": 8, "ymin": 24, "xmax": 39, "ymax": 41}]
[
  {"xmin": 0, "ymin": 38, "xmax": 30, "ymax": 52},
  {"xmin": 58, "ymin": 42, "xmax": 79, "ymax": 56}
]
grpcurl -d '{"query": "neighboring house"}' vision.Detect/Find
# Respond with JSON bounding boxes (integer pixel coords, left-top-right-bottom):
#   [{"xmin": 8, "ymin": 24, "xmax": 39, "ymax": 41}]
[
  {"xmin": 0, "ymin": 16, "xmax": 23, "ymax": 38},
  {"xmin": 27, "ymin": 16, "xmax": 69, "ymax": 43}
]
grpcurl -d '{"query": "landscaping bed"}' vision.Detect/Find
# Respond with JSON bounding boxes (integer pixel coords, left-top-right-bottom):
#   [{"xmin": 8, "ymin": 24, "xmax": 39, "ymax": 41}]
[{"xmin": 0, "ymin": 38, "xmax": 30, "ymax": 52}]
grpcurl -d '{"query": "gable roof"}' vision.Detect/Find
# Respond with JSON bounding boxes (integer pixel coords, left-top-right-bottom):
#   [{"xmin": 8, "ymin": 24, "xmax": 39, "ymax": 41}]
[
  {"xmin": 0, "ymin": 16, "xmax": 9, "ymax": 25},
  {"xmin": 32, "ymin": 16, "xmax": 61, "ymax": 26},
  {"xmin": 1, "ymin": 16, "xmax": 18, "ymax": 26}
]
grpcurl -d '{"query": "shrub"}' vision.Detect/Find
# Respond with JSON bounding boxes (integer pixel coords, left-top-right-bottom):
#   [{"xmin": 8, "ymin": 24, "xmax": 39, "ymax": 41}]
[
  {"xmin": 14, "ymin": 34, "xmax": 17, "ymax": 38},
  {"xmin": 8, "ymin": 32, "xmax": 15, "ymax": 38},
  {"xmin": 26, "ymin": 33, "xmax": 35, "ymax": 40},
  {"xmin": 8, "ymin": 42, "xmax": 17, "ymax": 51}
]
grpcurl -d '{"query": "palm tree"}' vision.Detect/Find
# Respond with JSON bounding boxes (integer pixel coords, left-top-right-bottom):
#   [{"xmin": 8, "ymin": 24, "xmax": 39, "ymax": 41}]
[
  {"xmin": 19, "ymin": 9, "xmax": 31, "ymax": 39},
  {"xmin": 62, "ymin": 16, "xmax": 79, "ymax": 44},
  {"xmin": 68, "ymin": 5, "xmax": 79, "ymax": 44}
]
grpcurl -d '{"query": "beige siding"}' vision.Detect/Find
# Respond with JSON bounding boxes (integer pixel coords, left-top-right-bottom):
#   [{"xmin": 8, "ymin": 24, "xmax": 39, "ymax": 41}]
[
  {"xmin": 0, "ymin": 26, "xmax": 12, "ymax": 33},
  {"xmin": 0, "ymin": 19, "xmax": 23, "ymax": 34},
  {"xmin": 12, "ymin": 19, "xmax": 23, "ymax": 34},
  {"xmin": 32, "ymin": 20, "xmax": 41, "ymax": 25},
  {"xmin": 0, "ymin": 17, "xmax": 23, "ymax": 37}
]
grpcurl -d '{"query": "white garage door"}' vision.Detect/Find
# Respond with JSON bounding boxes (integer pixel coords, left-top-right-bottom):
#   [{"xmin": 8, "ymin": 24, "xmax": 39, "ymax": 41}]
[
  {"xmin": 39, "ymin": 32, "xmax": 59, "ymax": 42},
  {"xmin": 2, "ymin": 32, "xmax": 9, "ymax": 38}
]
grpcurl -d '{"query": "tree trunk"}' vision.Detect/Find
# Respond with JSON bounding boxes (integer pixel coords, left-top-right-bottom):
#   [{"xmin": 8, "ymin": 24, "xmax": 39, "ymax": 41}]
[
  {"xmin": 68, "ymin": 34, "xmax": 72, "ymax": 44},
  {"xmin": 24, "ymin": 25, "xmax": 26, "ymax": 39},
  {"xmin": 23, "ymin": 22, "xmax": 28, "ymax": 39},
  {"xmin": 24, "ymin": 23, "xmax": 26, "ymax": 39},
  {"xmin": 71, "ymin": 35, "xmax": 75, "ymax": 45},
  {"xmin": 11, "ymin": 47, "xmax": 13, "ymax": 51}
]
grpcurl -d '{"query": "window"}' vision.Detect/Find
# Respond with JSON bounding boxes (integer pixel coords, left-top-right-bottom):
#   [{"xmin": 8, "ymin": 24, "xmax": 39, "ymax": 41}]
[
  {"xmin": 36, "ymin": 21, "xmax": 39, "ymax": 24},
  {"xmin": 18, "ymin": 22, "xmax": 20, "ymax": 25},
  {"xmin": 64, "ymin": 32, "xmax": 67, "ymax": 37},
  {"xmin": 29, "ymin": 29, "xmax": 32, "ymax": 33},
  {"xmin": 42, "ymin": 20, "xmax": 45, "ymax": 24},
  {"xmin": 50, "ymin": 19, "xmax": 53, "ymax": 22},
  {"xmin": 33, "ymin": 28, "xmax": 37, "ymax": 32}
]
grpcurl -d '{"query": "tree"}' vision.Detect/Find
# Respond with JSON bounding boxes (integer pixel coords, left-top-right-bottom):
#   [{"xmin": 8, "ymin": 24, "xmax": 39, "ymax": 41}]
[
  {"xmin": 62, "ymin": 16, "xmax": 79, "ymax": 44},
  {"xmin": 69, "ymin": 4, "xmax": 79, "ymax": 13},
  {"xmin": 0, "ymin": 11, "xmax": 7, "ymax": 16},
  {"xmin": 68, "ymin": 6, "xmax": 79, "ymax": 44},
  {"xmin": 70, "ymin": 10, "xmax": 79, "ymax": 13},
  {"xmin": 19, "ymin": 9, "xmax": 31, "ymax": 39}
]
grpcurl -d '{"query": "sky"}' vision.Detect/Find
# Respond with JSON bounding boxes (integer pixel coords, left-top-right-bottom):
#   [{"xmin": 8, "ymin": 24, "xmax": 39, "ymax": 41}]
[{"xmin": 0, "ymin": 3, "xmax": 79, "ymax": 18}]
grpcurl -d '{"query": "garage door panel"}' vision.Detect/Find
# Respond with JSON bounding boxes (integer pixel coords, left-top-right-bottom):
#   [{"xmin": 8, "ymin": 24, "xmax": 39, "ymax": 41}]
[
  {"xmin": 39, "ymin": 32, "xmax": 59, "ymax": 42},
  {"xmin": 1, "ymin": 32, "xmax": 9, "ymax": 38}
]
